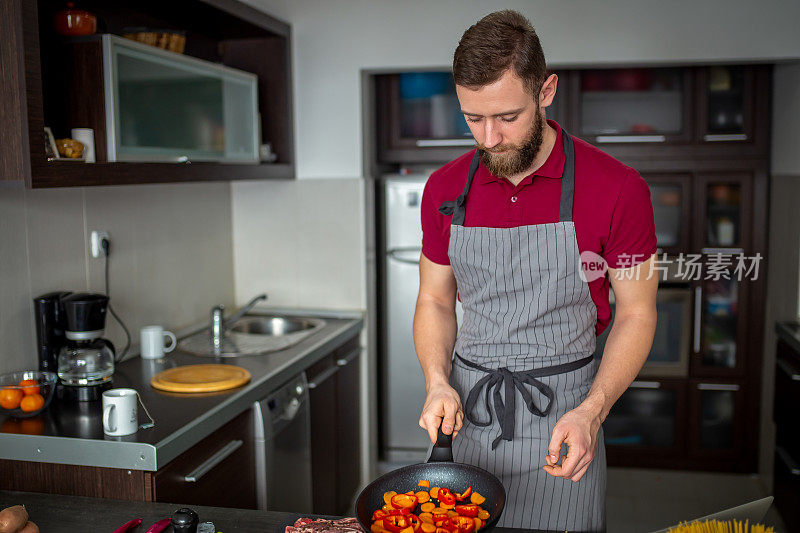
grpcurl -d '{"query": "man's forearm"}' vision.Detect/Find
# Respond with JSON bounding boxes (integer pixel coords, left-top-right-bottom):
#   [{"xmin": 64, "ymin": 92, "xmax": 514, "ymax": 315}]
[
  {"xmin": 580, "ymin": 311, "xmax": 657, "ymax": 422},
  {"xmin": 413, "ymin": 299, "xmax": 458, "ymax": 391}
]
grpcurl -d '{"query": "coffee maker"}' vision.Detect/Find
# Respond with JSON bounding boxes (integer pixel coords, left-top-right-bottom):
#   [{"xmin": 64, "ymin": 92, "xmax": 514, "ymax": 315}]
[{"xmin": 34, "ymin": 292, "xmax": 116, "ymax": 402}]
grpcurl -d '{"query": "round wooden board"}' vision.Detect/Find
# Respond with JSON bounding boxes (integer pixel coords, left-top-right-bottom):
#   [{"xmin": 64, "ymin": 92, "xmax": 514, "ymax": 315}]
[{"xmin": 150, "ymin": 364, "xmax": 251, "ymax": 393}]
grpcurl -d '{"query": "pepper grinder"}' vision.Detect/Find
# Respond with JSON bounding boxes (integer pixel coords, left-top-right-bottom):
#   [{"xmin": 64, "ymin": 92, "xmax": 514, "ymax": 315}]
[{"xmin": 171, "ymin": 508, "xmax": 199, "ymax": 533}]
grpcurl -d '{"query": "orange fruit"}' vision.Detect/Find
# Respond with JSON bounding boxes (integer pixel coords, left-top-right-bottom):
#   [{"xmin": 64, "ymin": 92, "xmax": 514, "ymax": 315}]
[
  {"xmin": 18, "ymin": 379, "xmax": 40, "ymax": 396},
  {"xmin": 20, "ymin": 393, "xmax": 45, "ymax": 413},
  {"xmin": 0, "ymin": 387, "xmax": 23, "ymax": 410}
]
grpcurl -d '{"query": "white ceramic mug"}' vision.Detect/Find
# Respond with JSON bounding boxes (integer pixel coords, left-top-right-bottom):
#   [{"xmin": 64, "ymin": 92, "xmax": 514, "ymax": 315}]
[
  {"xmin": 102, "ymin": 388, "xmax": 139, "ymax": 436},
  {"xmin": 140, "ymin": 325, "xmax": 177, "ymax": 360},
  {"xmin": 71, "ymin": 128, "xmax": 95, "ymax": 163}
]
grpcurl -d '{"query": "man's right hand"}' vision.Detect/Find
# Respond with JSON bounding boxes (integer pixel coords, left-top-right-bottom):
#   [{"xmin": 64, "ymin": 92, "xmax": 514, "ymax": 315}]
[{"xmin": 419, "ymin": 382, "xmax": 464, "ymax": 443}]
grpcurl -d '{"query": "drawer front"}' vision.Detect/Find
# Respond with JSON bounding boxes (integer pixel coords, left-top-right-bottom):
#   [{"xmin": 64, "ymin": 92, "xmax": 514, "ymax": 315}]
[{"xmin": 153, "ymin": 409, "xmax": 256, "ymax": 509}]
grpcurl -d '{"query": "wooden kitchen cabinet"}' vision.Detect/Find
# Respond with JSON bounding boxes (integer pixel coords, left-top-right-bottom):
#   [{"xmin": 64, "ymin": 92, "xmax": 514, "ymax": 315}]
[
  {"xmin": 0, "ymin": 409, "xmax": 257, "ymax": 506},
  {"xmin": 151, "ymin": 408, "xmax": 257, "ymax": 509},
  {"xmin": 307, "ymin": 337, "xmax": 361, "ymax": 515},
  {"xmin": 1, "ymin": 0, "xmax": 294, "ymax": 188}
]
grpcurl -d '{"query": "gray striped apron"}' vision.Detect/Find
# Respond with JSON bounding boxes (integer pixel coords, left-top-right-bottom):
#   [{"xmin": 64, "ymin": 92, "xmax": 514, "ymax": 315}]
[{"xmin": 439, "ymin": 131, "xmax": 605, "ymax": 531}]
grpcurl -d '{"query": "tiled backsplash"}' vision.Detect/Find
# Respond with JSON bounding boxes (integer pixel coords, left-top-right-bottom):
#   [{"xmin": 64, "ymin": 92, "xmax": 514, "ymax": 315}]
[{"xmin": 0, "ymin": 182, "xmax": 235, "ymax": 374}]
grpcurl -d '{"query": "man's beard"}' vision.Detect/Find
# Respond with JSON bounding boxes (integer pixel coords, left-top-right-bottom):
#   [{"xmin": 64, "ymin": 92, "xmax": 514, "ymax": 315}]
[{"xmin": 478, "ymin": 111, "xmax": 545, "ymax": 179}]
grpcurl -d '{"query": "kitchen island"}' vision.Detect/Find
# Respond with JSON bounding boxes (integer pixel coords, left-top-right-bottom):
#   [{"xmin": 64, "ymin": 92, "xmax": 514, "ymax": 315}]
[{"xmin": 0, "ymin": 490, "xmax": 553, "ymax": 533}]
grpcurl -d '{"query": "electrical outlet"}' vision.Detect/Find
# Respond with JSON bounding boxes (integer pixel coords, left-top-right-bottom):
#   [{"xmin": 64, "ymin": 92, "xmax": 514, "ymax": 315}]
[{"xmin": 90, "ymin": 230, "xmax": 109, "ymax": 258}]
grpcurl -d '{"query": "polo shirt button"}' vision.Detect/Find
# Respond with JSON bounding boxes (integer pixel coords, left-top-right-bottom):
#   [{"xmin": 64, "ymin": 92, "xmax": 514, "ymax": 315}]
[{"xmin": 511, "ymin": 196, "xmax": 518, "ymax": 203}]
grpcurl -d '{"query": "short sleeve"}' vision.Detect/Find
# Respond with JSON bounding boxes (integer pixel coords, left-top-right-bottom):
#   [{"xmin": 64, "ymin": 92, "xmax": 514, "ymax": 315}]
[
  {"xmin": 421, "ymin": 177, "xmax": 451, "ymax": 265},
  {"xmin": 603, "ymin": 168, "xmax": 657, "ymax": 269}
]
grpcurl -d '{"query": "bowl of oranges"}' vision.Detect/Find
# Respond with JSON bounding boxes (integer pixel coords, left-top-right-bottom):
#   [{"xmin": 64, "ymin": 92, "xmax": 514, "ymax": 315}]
[{"xmin": 0, "ymin": 371, "xmax": 57, "ymax": 418}]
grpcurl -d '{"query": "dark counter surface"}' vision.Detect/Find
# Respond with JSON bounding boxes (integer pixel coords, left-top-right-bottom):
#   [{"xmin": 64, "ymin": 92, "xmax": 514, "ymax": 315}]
[
  {"xmin": 0, "ymin": 308, "xmax": 363, "ymax": 471},
  {"xmin": 0, "ymin": 490, "xmax": 553, "ymax": 533}
]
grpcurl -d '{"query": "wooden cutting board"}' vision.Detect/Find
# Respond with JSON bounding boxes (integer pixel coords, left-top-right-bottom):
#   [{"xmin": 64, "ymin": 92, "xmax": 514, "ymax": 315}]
[{"xmin": 150, "ymin": 364, "xmax": 251, "ymax": 393}]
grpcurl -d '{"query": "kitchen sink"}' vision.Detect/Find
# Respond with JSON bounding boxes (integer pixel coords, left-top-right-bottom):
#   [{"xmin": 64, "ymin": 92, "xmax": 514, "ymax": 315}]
[
  {"xmin": 230, "ymin": 316, "xmax": 321, "ymax": 336},
  {"xmin": 177, "ymin": 314, "xmax": 326, "ymax": 358}
]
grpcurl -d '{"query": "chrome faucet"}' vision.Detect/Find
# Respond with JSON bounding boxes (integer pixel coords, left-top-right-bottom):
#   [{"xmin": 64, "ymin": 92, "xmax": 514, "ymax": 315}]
[{"xmin": 209, "ymin": 294, "xmax": 268, "ymax": 347}]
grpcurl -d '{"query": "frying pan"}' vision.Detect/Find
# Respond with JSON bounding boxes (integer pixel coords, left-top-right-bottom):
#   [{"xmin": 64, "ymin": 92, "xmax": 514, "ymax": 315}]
[{"xmin": 356, "ymin": 429, "xmax": 506, "ymax": 531}]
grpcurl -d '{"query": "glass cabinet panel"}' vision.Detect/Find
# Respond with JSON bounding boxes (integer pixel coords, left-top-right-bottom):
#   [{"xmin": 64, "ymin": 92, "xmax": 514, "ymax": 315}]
[
  {"xmin": 705, "ymin": 183, "xmax": 742, "ymax": 247},
  {"xmin": 106, "ymin": 35, "xmax": 259, "ymax": 163},
  {"xmin": 706, "ymin": 66, "xmax": 746, "ymax": 136},
  {"xmin": 604, "ymin": 385, "xmax": 677, "ymax": 447},
  {"xmin": 651, "ymin": 184, "xmax": 683, "ymax": 248},
  {"xmin": 701, "ymin": 278, "xmax": 739, "ymax": 369},
  {"xmin": 699, "ymin": 386, "xmax": 737, "ymax": 449},
  {"xmin": 579, "ymin": 68, "xmax": 684, "ymax": 137},
  {"xmin": 595, "ymin": 288, "xmax": 691, "ymax": 377},
  {"xmin": 398, "ymin": 72, "xmax": 470, "ymax": 141}
]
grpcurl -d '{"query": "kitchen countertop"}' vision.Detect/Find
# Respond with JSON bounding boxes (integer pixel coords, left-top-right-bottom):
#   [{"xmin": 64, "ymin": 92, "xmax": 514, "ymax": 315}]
[
  {"xmin": 0, "ymin": 490, "xmax": 554, "ymax": 533},
  {"xmin": 0, "ymin": 308, "xmax": 363, "ymax": 471}
]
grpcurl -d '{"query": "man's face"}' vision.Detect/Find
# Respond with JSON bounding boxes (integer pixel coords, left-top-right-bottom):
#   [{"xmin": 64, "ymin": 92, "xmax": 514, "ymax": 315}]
[{"xmin": 456, "ymin": 69, "xmax": 545, "ymax": 178}]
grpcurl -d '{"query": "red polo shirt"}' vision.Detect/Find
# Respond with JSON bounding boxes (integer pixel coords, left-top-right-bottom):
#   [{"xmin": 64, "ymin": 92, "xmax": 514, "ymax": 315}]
[{"xmin": 421, "ymin": 120, "xmax": 656, "ymax": 335}]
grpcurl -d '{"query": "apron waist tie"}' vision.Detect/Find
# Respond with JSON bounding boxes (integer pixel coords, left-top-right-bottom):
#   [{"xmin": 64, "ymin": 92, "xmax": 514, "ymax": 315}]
[{"xmin": 455, "ymin": 353, "xmax": 595, "ymax": 450}]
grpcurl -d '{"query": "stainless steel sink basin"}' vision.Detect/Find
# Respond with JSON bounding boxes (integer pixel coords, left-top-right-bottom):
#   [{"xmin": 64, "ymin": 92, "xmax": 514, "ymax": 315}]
[
  {"xmin": 230, "ymin": 316, "xmax": 321, "ymax": 336},
  {"xmin": 178, "ymin": 314, "xmax": 326, "ymax": 358}
]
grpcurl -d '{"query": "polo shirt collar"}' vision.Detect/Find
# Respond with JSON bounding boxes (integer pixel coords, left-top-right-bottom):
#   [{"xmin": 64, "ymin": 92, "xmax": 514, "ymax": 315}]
[{"xmin": 477, "ymin": 119, "xmax": 565, "ymax": 185}]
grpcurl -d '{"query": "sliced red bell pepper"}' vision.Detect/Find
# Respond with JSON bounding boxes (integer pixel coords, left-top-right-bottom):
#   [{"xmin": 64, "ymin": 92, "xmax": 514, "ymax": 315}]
[
  {"xmin": 455, "ymin": 486, "xmax": 472, "ymax": 501},
  {"xmin": 373, "ymin": 509, "xmax": 388, "ymax": 521},
  {"xmin": 454, "ymin": 504, "xmax": 479, "ymax": 518},
  {"xmin": 407, "ymin": 514, "xmax": 422, "ymax": 532},
  {"xmin": 391, "ymin": 493, "xmax": 418, "ymax": 511},
  {"xmin": 437, "ymin": 487, "xmax": 456, "ymax": 506},
  {"xmin": 448, "ymin": 516, "xmax": 475, "ymax": 533}
]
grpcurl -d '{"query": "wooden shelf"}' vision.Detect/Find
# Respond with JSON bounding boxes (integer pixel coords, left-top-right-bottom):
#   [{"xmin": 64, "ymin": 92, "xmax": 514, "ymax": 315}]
[{"xmin": 1, "ymin": 0, "xmax": 294, "ymax": 188}]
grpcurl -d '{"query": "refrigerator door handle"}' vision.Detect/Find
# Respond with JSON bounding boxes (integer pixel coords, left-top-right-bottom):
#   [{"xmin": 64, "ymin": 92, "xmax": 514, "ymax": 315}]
[{"xmin": 387, "ymin": 247, "xmax": 422, "ymax": 265}]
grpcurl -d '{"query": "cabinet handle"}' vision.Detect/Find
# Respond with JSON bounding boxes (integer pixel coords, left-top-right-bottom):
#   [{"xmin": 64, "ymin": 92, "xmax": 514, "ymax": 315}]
[
  {"xmin": 630, "ymin": 381, "xmax": 661, "ymax": 389},
  {"xmin": 415, "ymin": 139, "xmax": 476, "ymax": 147},
  {"xmin": 308, "ymin": 365, "xmax": 340, "ymax": 389},
  {"xmin": 336, "ymin": 348, "xmax": 361, "ymax": 367},
  {"xmin": 701, "ymin": 247, "xmax": 744, "ymax": 255},
  {"xmin": 697, "ymin": 383, "xmax": 739, "ymax": 391},
  {"xmin": 183, "ymin": 439, "xmax": 243, "ymax": 482},
  {"xmin": 704, "ymin": 134, "xmax": 748, "ymax": 142},
  {"xmin": 595, "ymin": 135, "xmax": 666, "ymax": 143},
  {"xmin": 776, "ymin": 446, "xmax": 800, "ymax": 476},
  {"xmin": 693, "ymin": 286, "xmax": 702, "ymax": 353},
  {"xmin": 777, "ymin": 358, "xmax": 800, "ymax": 381}
]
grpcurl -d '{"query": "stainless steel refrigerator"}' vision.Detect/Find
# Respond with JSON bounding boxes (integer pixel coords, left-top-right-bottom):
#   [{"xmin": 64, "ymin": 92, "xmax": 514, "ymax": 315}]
[{"xmin": 382, "ymin": 176, "xmax": 462, "ymax": 462}]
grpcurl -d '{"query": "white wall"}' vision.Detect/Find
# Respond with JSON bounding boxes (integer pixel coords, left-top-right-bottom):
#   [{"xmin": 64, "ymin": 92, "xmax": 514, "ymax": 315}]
[{"xmin": 244, "ymin": 0, "xmax": 800, "ymax": 179}]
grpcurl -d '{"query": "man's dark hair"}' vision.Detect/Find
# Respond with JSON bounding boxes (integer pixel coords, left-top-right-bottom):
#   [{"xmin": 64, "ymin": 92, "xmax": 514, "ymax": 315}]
[{"xmin": 453, "ymin": 10, "xmax": 547, "ymax": 96}]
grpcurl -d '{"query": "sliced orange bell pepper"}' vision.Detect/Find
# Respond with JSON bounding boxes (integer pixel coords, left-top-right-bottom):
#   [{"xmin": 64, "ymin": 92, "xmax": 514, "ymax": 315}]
[
  {"xmin": 469, "ymin": 492, "xmax": 485, "ymax": 505},
  {"xmin": 418, "ymin": 480, "xmax": 430, "ymax": 488},
  {"xmin": 391, "ymin": 493, "xmax": 418, "ymax": 511},
  {"xmin": 455, "ymin": 486, "xmax": 472, "ymax": 501}
]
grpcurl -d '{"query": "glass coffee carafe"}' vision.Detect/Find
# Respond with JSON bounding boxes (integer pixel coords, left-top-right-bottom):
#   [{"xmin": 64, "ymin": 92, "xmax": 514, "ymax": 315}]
[{"xmin": 57, "ymin": 338, "xmax": 115, "ymax": 386}]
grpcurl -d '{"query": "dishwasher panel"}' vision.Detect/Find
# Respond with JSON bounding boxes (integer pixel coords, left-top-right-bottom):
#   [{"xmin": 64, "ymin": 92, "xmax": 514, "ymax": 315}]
[{"xmin": 253, "ymin": 372, "xmax": 312, "ymax": 512}]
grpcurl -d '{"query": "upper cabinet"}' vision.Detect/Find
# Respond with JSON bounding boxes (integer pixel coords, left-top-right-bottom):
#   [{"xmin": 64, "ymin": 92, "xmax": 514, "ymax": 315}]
[
  {"xmin": 2, "ymin": 0, "xmax": 294, "ymax": 188},
  {"xmin": 573, "ymin": 67, "xmax": 692, "ymax": 145},
  {"xmin": 374, "ymin": 64, "xmax": 771, "ymax": 165}
]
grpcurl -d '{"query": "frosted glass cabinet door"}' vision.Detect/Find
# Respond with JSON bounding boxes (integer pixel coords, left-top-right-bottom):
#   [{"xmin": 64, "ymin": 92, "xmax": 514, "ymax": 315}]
[{"xmin": 105, "ymin": 36, "xmax": 258, "ymax": 163}]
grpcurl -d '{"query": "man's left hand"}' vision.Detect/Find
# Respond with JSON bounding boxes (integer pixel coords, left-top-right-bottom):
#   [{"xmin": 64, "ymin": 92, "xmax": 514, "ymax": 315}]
[{"xmin": 542, "ymin": 405, "xmax": 602, "ymax": 482}]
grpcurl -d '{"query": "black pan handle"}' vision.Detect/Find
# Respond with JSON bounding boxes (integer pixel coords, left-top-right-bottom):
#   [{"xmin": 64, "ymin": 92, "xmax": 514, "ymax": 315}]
[{"xmin": 427, "ymin": 425, "xmax": 454, "ymax": 463}]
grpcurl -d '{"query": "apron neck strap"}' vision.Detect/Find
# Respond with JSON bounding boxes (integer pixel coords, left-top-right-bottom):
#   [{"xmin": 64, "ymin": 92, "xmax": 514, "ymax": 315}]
[
  {"xmin": 440, "ymin": 128, "xmax": 576, "ymax": 225},
  {"xmin": 558, "ymin": 129, "xmax": 576, "ymax": 223}
]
